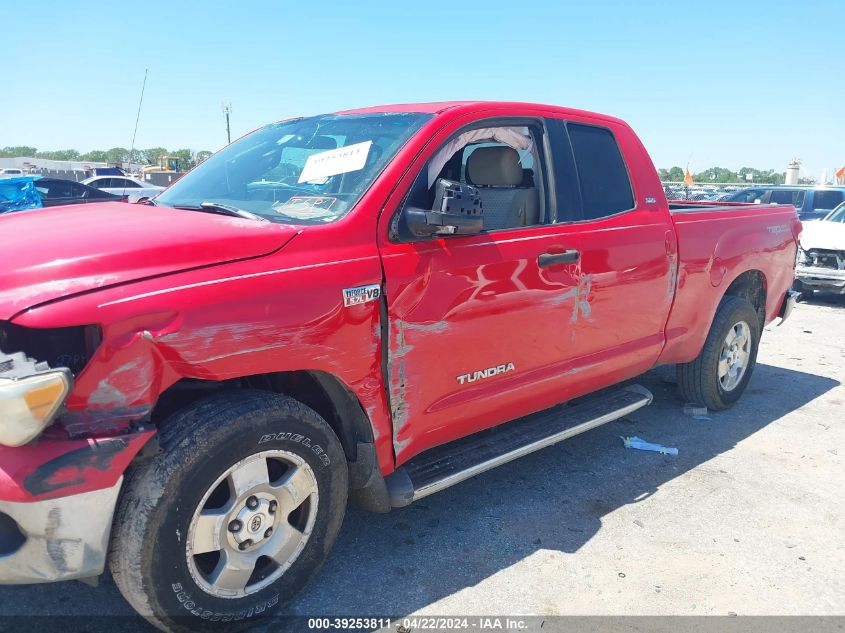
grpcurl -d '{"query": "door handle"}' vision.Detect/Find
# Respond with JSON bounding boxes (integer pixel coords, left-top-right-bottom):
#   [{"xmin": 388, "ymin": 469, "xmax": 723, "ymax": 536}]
[{"xmin": 538, "ymin": 249, "xmax": 580, "ymax": 267}]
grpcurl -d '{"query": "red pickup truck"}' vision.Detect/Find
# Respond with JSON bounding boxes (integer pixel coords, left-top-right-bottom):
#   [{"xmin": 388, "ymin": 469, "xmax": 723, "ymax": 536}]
[{"xmin": 0, "ymin": 102, "xmax": 799, "ymax": 629}]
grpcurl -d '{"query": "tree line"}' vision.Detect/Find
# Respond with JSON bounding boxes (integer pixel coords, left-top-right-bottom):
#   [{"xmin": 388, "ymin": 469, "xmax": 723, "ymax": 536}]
[
  {"xmin": 0, "ymin": 146, "xmax": 214, "ymax": 170},
  {"xmin": 1, "ymin": 147, "xmax": 817, "ymax": 185},
  {"xmin": 658, "ymin": 165, "xmax": 814, "ymax": 185}
]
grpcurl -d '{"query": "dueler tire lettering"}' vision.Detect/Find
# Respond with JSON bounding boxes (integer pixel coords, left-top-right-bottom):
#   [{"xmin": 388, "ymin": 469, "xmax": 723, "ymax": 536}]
[{"xmin": 258, "ymin": 432, "xmax": 330, "ymax": 466}]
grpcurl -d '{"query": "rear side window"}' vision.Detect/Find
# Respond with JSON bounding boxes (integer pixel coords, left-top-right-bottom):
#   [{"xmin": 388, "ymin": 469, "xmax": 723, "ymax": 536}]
[
  {"xmin": 69, "ymin": 182, "xmax": 89, "ymax": 198},
  {"xmin": 727, "ymin": 189, "xmax": 767, "ymax": 203},
  {"xmin": 568, "ymin": 123, "xmax": 634, "ymax": 219},
  {"xmin": 769, "ymin": 189, "xmax": 806, "ymax": 207},
  {"xmin": 39, "ymin": 180, "xmax": 74, "ymax": 198},
  {"xmin": 813, "ymin": 190, "xmax": 844, "ymax": 211}
]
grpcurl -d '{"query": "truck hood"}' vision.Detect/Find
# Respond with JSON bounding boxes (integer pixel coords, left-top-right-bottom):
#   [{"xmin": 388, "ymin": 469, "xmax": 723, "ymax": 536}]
[
  {"xmin": 0, "ymin": 202, "xmax": 299, "ymax": 319},
  {"xmin": 800, "ymin": 219, "xmax": 845, "ymax": 251}
]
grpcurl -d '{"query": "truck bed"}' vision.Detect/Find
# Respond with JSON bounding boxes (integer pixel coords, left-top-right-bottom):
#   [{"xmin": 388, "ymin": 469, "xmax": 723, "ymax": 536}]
[{"xmin": 656, "ymin": 201, "xmax": 800, "ymax": 365}]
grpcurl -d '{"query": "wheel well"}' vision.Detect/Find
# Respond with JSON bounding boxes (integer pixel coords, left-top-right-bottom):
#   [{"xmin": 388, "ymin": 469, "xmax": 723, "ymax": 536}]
[
  {"xmin": 150, "ymin": 371, "xmax": 374, "ymax": 463},
  {"xmin": 723, "ymin": 270, "xmax": 767, "ymax": 327}
]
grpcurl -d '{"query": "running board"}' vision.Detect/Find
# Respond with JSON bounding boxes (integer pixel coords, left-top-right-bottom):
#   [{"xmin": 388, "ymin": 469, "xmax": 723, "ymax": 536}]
[{"xmin": 385, "ymin": 385, "xmax": 653, "ymax": 508}]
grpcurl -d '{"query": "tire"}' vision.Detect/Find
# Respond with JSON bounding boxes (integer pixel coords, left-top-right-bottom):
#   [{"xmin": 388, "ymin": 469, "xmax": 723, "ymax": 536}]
[
  {"xmin": 793, "ymin": 279, "xmax": 814, "ymax": 302},
  {"xmin": 109, "ymin": 390, "xmax": 348, "ymax": 632},
  {"xmin": 676, "ymin": 296, "xmax": 761, "ymax": 411}
]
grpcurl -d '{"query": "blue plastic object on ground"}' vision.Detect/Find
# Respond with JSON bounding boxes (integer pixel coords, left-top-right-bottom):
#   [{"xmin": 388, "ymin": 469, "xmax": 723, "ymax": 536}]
[
  {"xmin": 621, "ymin": 435, "xmax": 679, "ymax": 456},
  {"xmin": 0, "ymin": 176, "xmax": 43, "ymax": 213}
]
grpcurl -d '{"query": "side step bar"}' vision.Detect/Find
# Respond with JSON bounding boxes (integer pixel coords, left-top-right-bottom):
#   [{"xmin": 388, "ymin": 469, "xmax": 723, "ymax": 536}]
[{"xmin": 385, "ymin": 385, "xmax": 653, "ymax": 508}]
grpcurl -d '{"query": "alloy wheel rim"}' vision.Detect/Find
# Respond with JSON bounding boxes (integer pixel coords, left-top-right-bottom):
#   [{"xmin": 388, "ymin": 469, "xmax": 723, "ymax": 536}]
[
  {"xmin": 718, "ymin": 320, "xmax": 751, "ymax": 392},
  {"xmin": 186, "ymin": 450, "xmax": 319, "ymax": 598}
]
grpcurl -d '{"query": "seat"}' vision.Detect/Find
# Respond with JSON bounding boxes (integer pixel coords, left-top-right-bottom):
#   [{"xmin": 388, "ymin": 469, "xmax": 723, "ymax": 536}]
[{"xmin": 465, "ymin": 146, "xmax": 539, "ymax": 230}]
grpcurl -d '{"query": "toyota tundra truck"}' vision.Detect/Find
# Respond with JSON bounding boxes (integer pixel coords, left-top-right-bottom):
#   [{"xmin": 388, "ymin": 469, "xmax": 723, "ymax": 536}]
[{"xmin": 0, "ymin": 102, "xmax": 800, "ymax": 630}]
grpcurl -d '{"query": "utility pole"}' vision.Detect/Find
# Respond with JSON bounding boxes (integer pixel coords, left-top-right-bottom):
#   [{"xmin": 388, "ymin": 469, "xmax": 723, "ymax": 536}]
[
  {"xmin": 129, "ymin": 68, "xmax": 148, "ymax": 170},
  {"xmin": 222, "ymin": 102, "xmax": 232, "ymax": 144}
]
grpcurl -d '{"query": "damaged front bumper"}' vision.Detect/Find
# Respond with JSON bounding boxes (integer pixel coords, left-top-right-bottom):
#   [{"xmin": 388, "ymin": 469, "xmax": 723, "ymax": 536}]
[
  {"xmin": 796, "ymin": 265, "xmax": 845, "ymax": 294},
  {"xmin": 0, "ymin": 430, "xmax": 154, "ymax": 584},
  {"xmin": 0, "ymin": 478, "xmax": 122, "ymax": 583}
]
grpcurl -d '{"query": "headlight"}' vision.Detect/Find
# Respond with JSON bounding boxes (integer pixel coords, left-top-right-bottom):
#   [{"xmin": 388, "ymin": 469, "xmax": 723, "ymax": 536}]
[
  {"xmin": 0, "ymin": 370, "xmax": 72, "ymax": 447},
  {"xmin": 796, "ymin": 247, "xmax": 809, "ymax": 265}
]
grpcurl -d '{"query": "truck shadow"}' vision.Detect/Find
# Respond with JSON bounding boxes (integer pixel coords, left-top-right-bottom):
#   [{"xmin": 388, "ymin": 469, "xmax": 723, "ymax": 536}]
[
  {"xmin": 804, "ymin": 292, "xmax": 845, "ymax": 308},
  {"xmin": 0, "ymin": 363, "xmax": 837, "ymax": 630},
  {"xmin": 288, "ymin": 362, "xmax": 838, "ymax": 618}
]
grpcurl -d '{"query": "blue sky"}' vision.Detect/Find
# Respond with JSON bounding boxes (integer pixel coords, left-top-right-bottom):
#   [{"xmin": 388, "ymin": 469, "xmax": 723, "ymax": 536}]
[{"xmin": 1, "ymin": 0, "xmax": 842, "ymax": 178}]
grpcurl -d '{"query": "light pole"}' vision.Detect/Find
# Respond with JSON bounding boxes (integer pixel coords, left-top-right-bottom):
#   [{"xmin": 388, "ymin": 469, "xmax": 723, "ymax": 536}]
[{"xmin": 222, "ymin": 102, "xmax": 232, "ymax": 144}]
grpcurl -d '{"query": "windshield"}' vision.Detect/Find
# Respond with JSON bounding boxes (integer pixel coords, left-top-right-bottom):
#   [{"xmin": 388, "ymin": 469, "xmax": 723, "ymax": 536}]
[
  {"xmin": 824, "ymin": 202, "xmax": 845, "ymax": 223},
  {"xmin": 155, "ymin": 112, "xmax": 432, "ymax": 224}
]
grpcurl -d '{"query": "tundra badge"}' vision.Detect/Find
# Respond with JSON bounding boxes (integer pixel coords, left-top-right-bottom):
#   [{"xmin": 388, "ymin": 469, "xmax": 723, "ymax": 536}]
[
  {"xmin": 343, "ymin": 284, "xmax": 381, "ymax": 307},
  {"xmin": 457, "ymin": 362, "xmax": 516, "ymax": 385}
]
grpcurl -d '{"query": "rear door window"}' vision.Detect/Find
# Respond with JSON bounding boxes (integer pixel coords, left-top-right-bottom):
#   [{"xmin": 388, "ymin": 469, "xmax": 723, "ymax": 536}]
[
  {"xmin": 813, "ymin": 190, "xmax": 844, "ymax": 211},
  {"xmin": 769, "ymin": 189, "xmax": 806, "ymax": 207},
  {"xmin": 567, "ymin": 123, "xmax": 634, "ymax": 220}
]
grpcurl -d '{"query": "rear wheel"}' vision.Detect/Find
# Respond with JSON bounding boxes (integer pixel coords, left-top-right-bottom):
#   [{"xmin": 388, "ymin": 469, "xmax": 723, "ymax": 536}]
[
  {"xmin": 676, "ymin": 296, "xmax": 761, "ymax": 411},
  {"xmin": 109, "ymin": 390, "xmax": 348, "ymax": 632}
]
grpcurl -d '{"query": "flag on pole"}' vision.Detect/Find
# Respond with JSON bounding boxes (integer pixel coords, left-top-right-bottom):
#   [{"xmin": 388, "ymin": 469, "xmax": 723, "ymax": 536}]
[
  {"xmin": 683, "ymin": 168, "xmax": 694, "ymax": 186},
  {"xmin": 835, "ymin": 165, "xmax": 845, "ymax": 183}
]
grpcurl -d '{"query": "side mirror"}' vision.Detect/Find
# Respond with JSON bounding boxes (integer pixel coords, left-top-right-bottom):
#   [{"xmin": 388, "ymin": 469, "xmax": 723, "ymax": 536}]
[{"xmin": 404, "ymin": 179, "xmax": 484, "ymax": 237}]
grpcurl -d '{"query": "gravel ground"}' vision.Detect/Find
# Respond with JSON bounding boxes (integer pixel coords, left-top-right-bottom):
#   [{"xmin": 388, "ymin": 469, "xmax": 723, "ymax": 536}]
[{"xmin": 1, "ymin": 294, "xmax": 843, "ymax": 629}]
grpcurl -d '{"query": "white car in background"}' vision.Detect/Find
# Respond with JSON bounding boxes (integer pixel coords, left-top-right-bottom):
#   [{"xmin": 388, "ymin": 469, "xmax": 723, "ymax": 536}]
[
  {"xmin": 795, "ymin": 201, "xmax": 845, "ymax": 299},
  {"xmin": 81, "ymin": 175, "xmax": 164, "ymax": 202}
]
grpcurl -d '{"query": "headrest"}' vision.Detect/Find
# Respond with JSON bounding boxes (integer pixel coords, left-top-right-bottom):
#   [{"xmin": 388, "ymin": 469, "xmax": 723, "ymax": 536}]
[
  {"xmin": 311, "ymin": 135, "xmax": 338, "ymax": 149},
  {"xmin": 466, "ymin": 146, "xmax": 523, "ymax": 186}
]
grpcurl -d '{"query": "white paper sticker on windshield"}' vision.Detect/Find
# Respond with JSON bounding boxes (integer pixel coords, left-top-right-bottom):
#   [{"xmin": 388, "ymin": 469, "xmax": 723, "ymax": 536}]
[
  {"xmin": 274, "ymin": 196, "xmax": 337, "ymax": 219},
  {"xmin": 298, "ymin": 140, "xmax": 373, "ymax": 184}
]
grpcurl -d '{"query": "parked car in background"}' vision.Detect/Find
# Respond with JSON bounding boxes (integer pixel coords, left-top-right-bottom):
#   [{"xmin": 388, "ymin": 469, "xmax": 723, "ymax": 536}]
[
  {"xmin": 81, "ymin": 175, "xmax": 164, "ymax": 201},
  {"xmin": 0, "ymin": 177, "xmax": 41, "ymax": 212},
  {"xmin": 722, "ymin": 185, "xmax": 845, "ymax": 221},
  {"xmin": 795, "ymin": 201, "xmax": 845, "ymax": 298},
  {"xmin": 0, "ymin": 176, "xmax": 125, "ymax": 214},
  {"xmin": 34, "ymin": 178, "xmax": 125, "ymax": 207},
  {"xmin": 0, "ymin": 168, "xmax": 26, "ymax": 178}
]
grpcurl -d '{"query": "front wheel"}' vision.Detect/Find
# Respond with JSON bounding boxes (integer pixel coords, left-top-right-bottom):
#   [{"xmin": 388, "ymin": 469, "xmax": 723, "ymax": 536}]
[
  {"xmin": 676, "ymin": 296, "xmax": 761, "ymax": 411},
  {"xmin": 109, "ymin": 390, "xmax": 348, "ymax": 631}
]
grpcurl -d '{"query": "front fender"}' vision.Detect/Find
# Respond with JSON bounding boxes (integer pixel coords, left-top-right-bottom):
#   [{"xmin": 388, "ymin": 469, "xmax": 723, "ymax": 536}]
[{"xmin": 12, "ymin": 228, "xmax": 396, "ymax": 475}]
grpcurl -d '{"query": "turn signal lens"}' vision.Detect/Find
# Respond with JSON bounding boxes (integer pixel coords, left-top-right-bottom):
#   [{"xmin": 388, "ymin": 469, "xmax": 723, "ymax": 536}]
[{"xmin": 0, "ymin": 371, "xmax": 72, "ymax": 447}]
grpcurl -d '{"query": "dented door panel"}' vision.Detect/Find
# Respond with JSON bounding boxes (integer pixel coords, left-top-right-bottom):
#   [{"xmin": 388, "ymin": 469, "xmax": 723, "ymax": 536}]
[
  {"xmin": 564, "ymin": 216, "xmax": 675, "ymax": 378},
  {"xmin": 381, "ymin": 214, "xmax": 674, "ymax": 467},
  {"xmin": 381, "ymin": 226, "xmax": 586, "ymax": 463}
]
